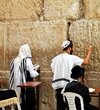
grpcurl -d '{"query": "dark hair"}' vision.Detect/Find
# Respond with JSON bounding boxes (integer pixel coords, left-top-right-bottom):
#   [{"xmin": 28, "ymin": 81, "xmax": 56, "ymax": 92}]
[
  {"xmin": 63, "ymin": 40, "xmax": 73, "ymax": 51},
  {"xmin": 71, "ymin": 65, "xmax": 85, "ymax": 79}
]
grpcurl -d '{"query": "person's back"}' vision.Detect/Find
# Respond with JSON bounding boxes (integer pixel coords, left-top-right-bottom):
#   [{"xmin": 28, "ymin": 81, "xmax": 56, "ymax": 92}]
[
  {"xmin": 65, "ymin": 66, "xmax": 99, "ymax": 110},
  {"xmin": 9, "ymin": 45, "xmax": 39, "ymax": 96},
  {"xmin": 51, "ymin": 40, "xmax": 84, "ymax": 89},
  {"xmin": 51, "ymin": 53, "xmax": 84, "ymax": 90},
  {"xmin": 9, "ymin": 44, "xmax": 39, "ymax": 110},
  {"xmin": 65, "ymin": 81, "xmax": 91, "ymax": 110},
  {"xmin": 51, "ymin": 39, "xmax": 93, "ymax": 110}
]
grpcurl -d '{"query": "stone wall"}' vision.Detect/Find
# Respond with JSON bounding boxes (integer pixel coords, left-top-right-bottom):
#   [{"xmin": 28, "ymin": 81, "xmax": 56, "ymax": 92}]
[{"xmin": 0, "ymin": 0, "xmax": 100, "ymax": 110}]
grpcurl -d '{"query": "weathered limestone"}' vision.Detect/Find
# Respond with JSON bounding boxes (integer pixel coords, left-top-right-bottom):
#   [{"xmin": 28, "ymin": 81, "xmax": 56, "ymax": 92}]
[
  {"xmin": 85, "ymin": 72, "xmax": 100, "ymax": 87},
  {"xmin": 0, "ymin": 70, "xmax": 9, "ymax": 88},
  {"xmin": 3, "ymin": 20, "xmax": 69, "ymax": 110},
  {"xmin": 0, "ymin": 0, "xmax": 100, "ymax": 110},
  {"xmin": 0, "ymin": 0, "xmax": 100, "ymax": 21},
  {"xmin": 69, "ymin": 19, "xmax": 100, "ymax": 107},
  {"xmin": 1, "ymin": 19, "xmax": 100, "ymax": 110},
  {"xmin": 69, "ymin": 19, "xmax": 100, "ymax": 72},
  {"xmin": 44, "ymin": 0, "xmax": 84, "ymax": 20},
  {"xmin": 39, "ymin": 70, "xmax": 57, "ymax": 110},
  {"xmin": 84, "ymin": 0, "xmax": 100, "ymax": 19},
  {"xmin": 6, "ymin": 20, "xmax": 68, "ymax": 70},
  {"xmin": 0, "ymin": 0, "xmax": 43, "ymax": 21},
  {"xmin": 85, "ymin": 72, "xmax": 100, "ymax": 107},
  {"xmin": 0, "ymin": 23, "xmax": 6, "ymax": 70}
]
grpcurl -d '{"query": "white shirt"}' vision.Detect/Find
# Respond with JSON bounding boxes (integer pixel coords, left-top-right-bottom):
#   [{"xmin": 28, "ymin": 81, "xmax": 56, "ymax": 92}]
[
  {"xmin": 51, "ymin": 53, "xmax": 84, "ymax": 90},
  {"xmin": 26, "ymin": 58, "xmax": 39, "ymax": 77}
]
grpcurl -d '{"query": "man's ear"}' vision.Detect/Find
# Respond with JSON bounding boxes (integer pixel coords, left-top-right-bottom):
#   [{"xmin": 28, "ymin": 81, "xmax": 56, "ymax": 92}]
[
  {"xmin": 67, "ymin": 47, "xmax": 71, "ymax": 54},
  {"xmin": 69, "ymin": 47, "xmax": 72, "ymax": 51}
]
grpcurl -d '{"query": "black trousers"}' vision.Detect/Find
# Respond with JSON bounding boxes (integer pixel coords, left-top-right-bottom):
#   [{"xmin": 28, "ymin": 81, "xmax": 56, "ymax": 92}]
[
  {"xmin": 55, "ymin": 88, "xmax": 67, "ymax": 110},
  {"xmin": 21, "ymin": 88, "xmax": 36, "ymax": 110}
]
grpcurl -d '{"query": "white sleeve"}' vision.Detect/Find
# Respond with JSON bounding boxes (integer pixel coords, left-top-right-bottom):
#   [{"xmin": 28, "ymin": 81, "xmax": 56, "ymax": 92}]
[
  {"xmin": 72, "ymin": 55, "xmax": 84, "ymax": 66},
  {"xmin": 51, "ymin": 58, "xmax": 55, "ymax": 73},
  {"xmin": 26, "ymin": 58, "xmax": 39, "ymax": 78}
]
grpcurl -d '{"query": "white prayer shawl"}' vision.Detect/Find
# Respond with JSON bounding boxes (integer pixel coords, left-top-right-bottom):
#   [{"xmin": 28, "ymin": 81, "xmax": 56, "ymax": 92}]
[
  {"xmin": 9, "ymin": 44, "xmax": 36, "ymax": 98},
  {"xmin": 51, "ymin": 53, "xmax": 84, "ymax": 90},
  {"xmin": 10, "ymin": 58, "xmax": 24, "ymax": 97}
]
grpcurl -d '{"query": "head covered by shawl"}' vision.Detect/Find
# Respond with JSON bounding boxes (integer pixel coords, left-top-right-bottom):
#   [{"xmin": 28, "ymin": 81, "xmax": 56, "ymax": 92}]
[
  {"xmin": 14, "ymin": 44, "xmax": 32, "ymax": 70},
  {"xmin": 9, "ymin": 44, "xmax": 32, "ymax": 98},
  {"xmin": 18, "ymin": 44, "xmax": 32, "ymax": 59}
]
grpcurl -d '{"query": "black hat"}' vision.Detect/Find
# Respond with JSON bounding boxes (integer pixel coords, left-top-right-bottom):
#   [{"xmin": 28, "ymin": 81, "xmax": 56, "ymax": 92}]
[{"xmin": 71, "ymin": 65, "xmax": 85, "ymax": 79}]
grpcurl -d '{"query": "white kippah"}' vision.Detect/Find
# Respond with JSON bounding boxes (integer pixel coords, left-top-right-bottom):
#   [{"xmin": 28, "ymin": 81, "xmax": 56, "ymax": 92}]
[{"xmin": 61, "ymin": 40, "xmax": 70, "ymax": 49}]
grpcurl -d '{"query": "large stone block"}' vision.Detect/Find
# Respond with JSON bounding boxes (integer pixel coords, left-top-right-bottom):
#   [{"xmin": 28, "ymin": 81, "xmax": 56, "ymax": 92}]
[
  {"xmin": 0, "ymin": 23, "xmax": 6, "ymax": 70},
  {"xmin": 39, "ymin": 71, "xmax": 56, "ymax": 110},
  {"xmin": 6, "ymin": 20, "xmax": 68, "ymax": 70},
  {"xmin": 0, "ymin": 0, "xmax": 43, "ymax": 21},
  {"xmin": 84, "ymin": 0, "xmax": 100, "ymax": 19},
  {"xmin": 85, "ymin": 72, "xmax": 100, "ymax": 87},
  {"xmin": 0, "ymin": 70, "xmax": 9, "ymax": 88},
  {"xmin": 69, "ymin": 19, "xmax": 100, "ymax": 71},
  {"xmin": 69, "ymin": 19, "xmax": 100, "ymax": 108},
  {"xmin": 44, "ymin": 0, "xmax": 84, "ymax": 20}
]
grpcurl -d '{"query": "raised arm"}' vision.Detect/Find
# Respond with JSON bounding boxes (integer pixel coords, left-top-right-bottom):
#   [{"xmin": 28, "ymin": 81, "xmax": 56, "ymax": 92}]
[{"xmin": 82, "ymin": 45, "xmax": 93, "ymax": 65}]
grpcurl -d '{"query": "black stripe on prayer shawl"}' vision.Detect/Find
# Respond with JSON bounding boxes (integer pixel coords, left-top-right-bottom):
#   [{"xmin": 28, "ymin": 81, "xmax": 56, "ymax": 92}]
[
  {"xmin": 9, "ymin": 57, "xmax": 31, "ymax": 89},
  {"xmin": 9, "ymin": 58, "xmax": 27, "ymax": 89},
  {"xmin": 9, "ymin": 59, "xmax": 15, "ymax": 89},
  {"xmin": 20, "ymin": 57, "xmax": 31, "ymax": 82},
  {"xmin": 19, "ymin": 58, "xmax": 27, "ymax": 83}
]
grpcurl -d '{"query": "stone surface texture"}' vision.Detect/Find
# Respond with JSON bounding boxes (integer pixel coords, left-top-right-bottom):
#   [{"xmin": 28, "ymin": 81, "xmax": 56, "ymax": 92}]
[
  {"xmin": 69, "ymin": 19, "xmax": 100, "ymax": 72},
  {"xmin": 0, "ymin": 0, "xmax": 44, "ymax": 21},
  {"xmin": 84, "ymin": 0, "xmax": 100, "ymax": 19},
  {"xmin": 5, "ymin": 20, "xmax": 68, "ymax": 70},
  {"xmin": 0, "ymin": 0, "xmax": 100, "ymax": 110},
  {"xmin": 44, "ymin": 0, "xmax": 84, "ymax": 20}
]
